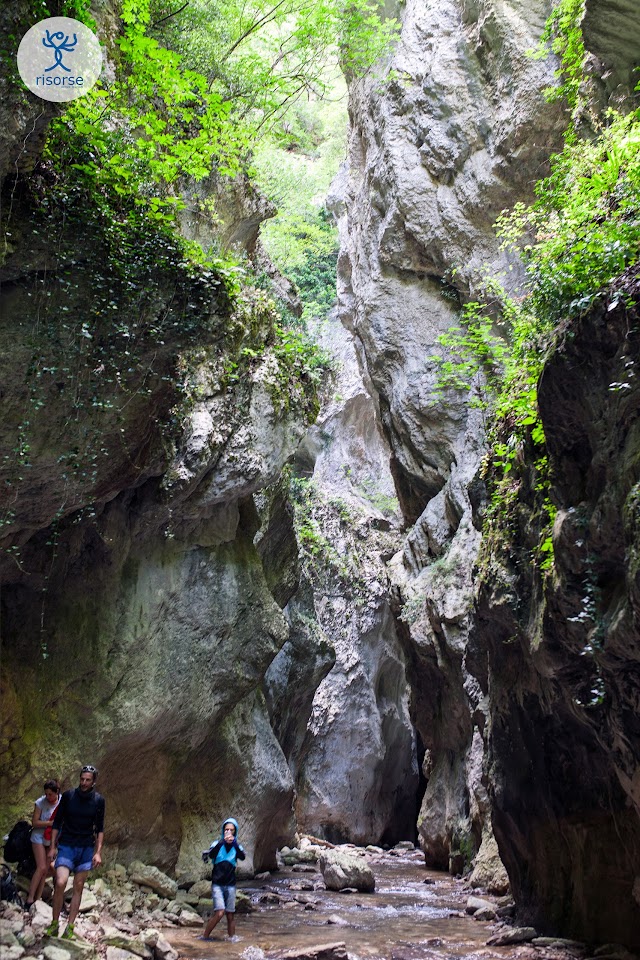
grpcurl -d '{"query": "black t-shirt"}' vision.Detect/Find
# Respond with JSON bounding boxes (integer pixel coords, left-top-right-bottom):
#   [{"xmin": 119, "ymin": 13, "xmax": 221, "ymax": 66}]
[{"xmin": 53, "ymin": 787, "xmax": 105, "ymax": 846}]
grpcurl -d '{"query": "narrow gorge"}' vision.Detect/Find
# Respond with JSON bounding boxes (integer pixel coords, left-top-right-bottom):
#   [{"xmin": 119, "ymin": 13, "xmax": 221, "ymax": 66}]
[{"xmin": 1, "ymin": 0, "xmax": 639, "ymax": 954}]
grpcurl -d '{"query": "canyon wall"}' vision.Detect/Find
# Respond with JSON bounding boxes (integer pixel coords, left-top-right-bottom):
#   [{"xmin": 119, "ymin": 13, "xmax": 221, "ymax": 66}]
[
  {"xmin": 337, "ymin": 0, "xmax": 640, "ymax": 942},
  {"xmin": 470, "ymin": 270, "xmax": 640, "ymax": 946},
  {"xmin": 0, "ymin": 0, "xmax": 419, "ymax": 873},
  {"xmin": 335, "ymin": 0, "xmax": 566, "ymax": 877}
]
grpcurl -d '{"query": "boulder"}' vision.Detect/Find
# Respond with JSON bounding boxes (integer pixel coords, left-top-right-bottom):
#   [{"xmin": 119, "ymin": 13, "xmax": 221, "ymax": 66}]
[
  {"xmin": 152, "ymin": 935, "xmax": 178, "ymax": 960},
  {"xmin": 487, "ymin": 927, "xmax": 538, "ymax": 946},
  {"xmin": 474, "ymin": 907, "xmax": 497, "ymax": 921},
  {"xmin": 91, "ymin": 879, "xmax": 111, "ymax": 898},
  {"xmin": 0, "ymin": 929, "xmax": 21, "ymax": 947},
  {"xmin": 281, "ymin": 847, "xmax": 320, "ymax": 866},
  {"xmin": 44, "ymin": 940, "xmax": 96, "ymax": 960},
  {"xmin": 17, "ymin": 928, "xmax": 37, "ymax": 948},
  {"xmin": 175, "ymin": 890, "xmax": 199, "ymax": 907},
  {"xmin": 0, "ymin": 916, "xmax": 25, "ymax": 935},
  {"xmin": 318, "ymin": 851, "xmax": 374, "ymax": 893},
  {"xmin": 31, "ymin": 900, "xmax": 53, "ymax": 934},
  {"xmin": 177, "ymin": 911, "xmax": 201, "ymax": 927},
  {"xmin": 128, "ymin": 864, "xmax": 177, "ymax": 899},
  {"xmin": 468, "ymin": 834, "xmax": 510, "ymax": 896},
  {"xmin": 1, "ymin": 947, "xmax": 25, "ymax": 960},
  {"xmin": 465, "ymin": 896, "xmax": 495, "ymax": 915},
  {"xmin": 79, "ymin": 890, "xmax": 98, "ymax": 913}
]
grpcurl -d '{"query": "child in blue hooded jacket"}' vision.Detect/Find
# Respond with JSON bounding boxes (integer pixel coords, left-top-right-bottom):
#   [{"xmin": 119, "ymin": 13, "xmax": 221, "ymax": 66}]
[{"xmin": 200, "ymin": 818, "xmax": 246, "ymax": 940}]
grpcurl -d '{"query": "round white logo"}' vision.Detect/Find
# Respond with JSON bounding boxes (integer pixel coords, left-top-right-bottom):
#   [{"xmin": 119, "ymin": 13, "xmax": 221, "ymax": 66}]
[{"xmin": 17, "ymin": 17, "xmax": 103, "ymax": 102}]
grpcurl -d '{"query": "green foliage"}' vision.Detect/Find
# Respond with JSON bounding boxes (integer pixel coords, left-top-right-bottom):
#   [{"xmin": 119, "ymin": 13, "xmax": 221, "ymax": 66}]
[
  {"xmin": 433, "ymin": 7, "xmax": 640, "ymax": 582},
  {"xmin": 530, "ymin": 0, "xmax": 586, "ymax": 117},
  {"xmin": 288, "ymin": 475, "xmax": 352, "ymax": 580},
  {"xmin": 429, "ymin": 300, "xmax": 509, "ymax": 411},
  {"xmin": 253, "ymin": 93, "xmax": 345, "ymax": 323},
  {"xmin": 45, "ymin": 0, "xmax": 239, "ymax": 232},
  {"xmin": 221, "ymin": 289, "xmax": 334, "ymax": 423},
  {"xmin": 497, "ymin": 111, "xmax": 640, "ymax": 326},
  {"xmin": 150, "ymin": 0, "xmax": 398, "ymax": 137}
]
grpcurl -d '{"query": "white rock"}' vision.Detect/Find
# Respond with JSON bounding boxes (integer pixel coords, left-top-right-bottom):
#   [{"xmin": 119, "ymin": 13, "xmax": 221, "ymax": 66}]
[
  {"xmin": 78, "ymin": 890, "xmax": 98, "ymax": 913},
  {"xmin": 153, "ymin": 935, "xmax": 178, "ymax": 960},
  {"xmin": 2, "ymin": 946, "xmax": 25, "ymax": 960},
  {"xmin": 466, "ymin": 896, "xmax": 495, "ymax": 915},
  {"xmin": 128, "ymin": 864, "xmax": 177, "ymax": 900},
  {"xmin": 318, "ymin": 851, "xmax": 375, "ymax": 893},
  {"xmin": 177, "ymin": 911, "xmax": 201, "ymax": 927},
  {"xmin": 33, "ymin": 902, "xmax": 53, "ymax": 923}
]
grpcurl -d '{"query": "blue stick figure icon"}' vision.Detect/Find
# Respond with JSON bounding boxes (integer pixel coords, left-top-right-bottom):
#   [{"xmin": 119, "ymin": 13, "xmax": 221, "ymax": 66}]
[{"xmin": 42, "ymin": 29, "xmax": 78, "ymax": 72}]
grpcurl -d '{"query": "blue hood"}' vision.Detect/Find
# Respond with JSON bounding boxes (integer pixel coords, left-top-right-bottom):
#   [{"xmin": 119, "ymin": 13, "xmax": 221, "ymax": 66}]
[{"xmin": 220, "ymin": 817, "xmax": 239, "ymax": 842}]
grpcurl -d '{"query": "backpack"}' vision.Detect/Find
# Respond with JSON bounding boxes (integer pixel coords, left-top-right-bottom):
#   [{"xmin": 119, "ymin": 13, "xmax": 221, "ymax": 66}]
[
  {"xmin": 4, "ymin": 820, "xmax": 32, "ymax": 863},
  {"xmin": 0, "ymin": 864, "xmax": 23, "ymax": 906}
]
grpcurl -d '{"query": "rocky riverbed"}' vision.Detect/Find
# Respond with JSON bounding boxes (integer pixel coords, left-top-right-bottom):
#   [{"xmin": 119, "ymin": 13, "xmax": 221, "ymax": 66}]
[{"xmin": 2, "ymin": 843, "xmax": 635, "ymax": 960}]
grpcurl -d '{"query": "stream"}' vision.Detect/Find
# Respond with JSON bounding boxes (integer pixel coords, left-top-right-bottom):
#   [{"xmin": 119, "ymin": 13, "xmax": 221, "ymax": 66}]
[{"xmin": 165, "ymin": 850, "xmax": 579, "ymax": 960}]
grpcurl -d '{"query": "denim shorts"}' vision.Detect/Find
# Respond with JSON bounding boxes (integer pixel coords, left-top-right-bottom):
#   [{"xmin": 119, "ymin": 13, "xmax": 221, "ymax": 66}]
[
  {"xmin": 55, "ymin": 844, "xmax": 94, "ymax": 873},
  {"xmin": 212, "ymin": 883, "xmax": 235, "ymax": 912},
  {"xmin": 31, "ymin": 832, "xmax": 48, "ymax": 846}
]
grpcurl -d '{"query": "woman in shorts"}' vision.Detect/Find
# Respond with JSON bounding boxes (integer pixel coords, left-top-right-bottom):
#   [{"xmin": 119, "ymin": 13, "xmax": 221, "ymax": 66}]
[{"xmin": 25, "ymin": 779, "xmax": 60, "ymax": 910}]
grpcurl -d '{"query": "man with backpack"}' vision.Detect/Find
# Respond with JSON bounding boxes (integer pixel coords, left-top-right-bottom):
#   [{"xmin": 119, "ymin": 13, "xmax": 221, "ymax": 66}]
[{"xmin": 45, "ymin": 765, "xmax": 105, "ymax": 940}]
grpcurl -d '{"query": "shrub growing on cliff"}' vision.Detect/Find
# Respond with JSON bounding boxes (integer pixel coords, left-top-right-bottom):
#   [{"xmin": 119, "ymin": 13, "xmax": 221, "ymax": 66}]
[{"xmin": 432, "ymin": 3, "xmax": 640, "ymax": 578}]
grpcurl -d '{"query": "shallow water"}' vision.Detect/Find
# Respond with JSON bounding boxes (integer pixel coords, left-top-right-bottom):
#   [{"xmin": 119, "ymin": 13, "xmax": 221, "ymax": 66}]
[{"xmin": 165, "ymin": 851, "xmax": 542, "ymax": 960}]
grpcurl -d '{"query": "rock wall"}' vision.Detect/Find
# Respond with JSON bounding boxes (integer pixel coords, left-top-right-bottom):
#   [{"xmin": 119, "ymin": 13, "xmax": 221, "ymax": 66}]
[
  {"xmin": 0, "ymin": 0, "xmax": 417, "ymax": 875},
  {"xmin": 0, "ymin": 4, "xmax": 308, "ymax": 868},
  {"xmin": 470, "ymin": 271, "xmax": 640, "ymax": 945},
  {"xmin": 336, "ymin": 0, "xmax": 640, "ymax": 942},
  {"xmin": 335, "ymin": 0, "xmax": 566, "ymax": 877},
  {"xmin": 264, "ymin": 315, "xmax": 419, "ymax": 846}
]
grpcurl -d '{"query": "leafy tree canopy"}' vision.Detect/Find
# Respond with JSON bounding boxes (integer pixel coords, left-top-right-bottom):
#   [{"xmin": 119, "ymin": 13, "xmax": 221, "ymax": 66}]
[{"xmin": 149, "ymin": 0, "xmax": 398, "ymax": 137}]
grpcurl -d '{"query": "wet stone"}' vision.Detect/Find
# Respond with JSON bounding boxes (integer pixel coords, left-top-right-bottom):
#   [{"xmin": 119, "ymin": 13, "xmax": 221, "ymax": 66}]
[
  {"xmin": 487, "ymin": 927, "xmax": 538, "ymax": 945},
  {"xmin": 476, "ymin": 907, "xmax": 497, "ymax": 921}
]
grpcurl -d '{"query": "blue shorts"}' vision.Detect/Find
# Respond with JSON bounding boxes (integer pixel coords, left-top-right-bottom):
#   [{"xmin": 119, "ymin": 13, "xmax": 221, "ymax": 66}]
[
  {"xmin": 212, "ymin": 883, "xmax": 236, "ymax": 912},
  {"xmin": 55, "ymin": 844, "xmax": 94, "ymax": 873}
]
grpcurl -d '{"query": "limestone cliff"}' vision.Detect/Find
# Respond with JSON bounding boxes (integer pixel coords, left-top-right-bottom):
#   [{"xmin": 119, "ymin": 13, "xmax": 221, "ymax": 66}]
[
  {"xmin": 335, "ymin": 0, "xmax": 566, "ymax": 877},
  {"xmin": 264, "ymin": 316, "xmax": 419, "ymax": 846},
  {"xmin": 470, "ymin": 271, "xmax": 640, "ymax": 946},
  {"xmin": 337, "ymin": 0, "xmax": 640, "ymax": 943},
  {"xmin": 0, "ymin": 2, "xmax": 314, "ymax": 873}
]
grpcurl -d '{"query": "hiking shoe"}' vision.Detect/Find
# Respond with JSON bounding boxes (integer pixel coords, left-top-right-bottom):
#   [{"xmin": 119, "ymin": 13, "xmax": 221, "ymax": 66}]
[
  {"xmin": 44, "ymin": 921, "xmax": 59, "ymax": 938},
  {"xmin": 61, "ymin": 923, "xmax": 76, "ymax": 940}
]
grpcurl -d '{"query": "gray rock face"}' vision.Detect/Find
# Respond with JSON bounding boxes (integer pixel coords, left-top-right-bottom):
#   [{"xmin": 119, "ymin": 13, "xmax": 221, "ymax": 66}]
[
  {"xmin": 264, "ymin": 315, "xmax": 418, "ymax": 845},
  {"xmin": 470, "ymin": 274, "xmax": 640, "ymax": 948},
  {"xmin": 0, "ymin": 5, "xmax": 63, "ymax": 185},
  {"xmin": 0, "ymin": 52, "xmax": 304, "ymax": 872},
  {"xmin": 583, "ymin": 0, "xmax": 640, "ymax": 96},
  {"xmin": 334, "ymin": 0, "xmax": 566, "ymax": 878}
]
